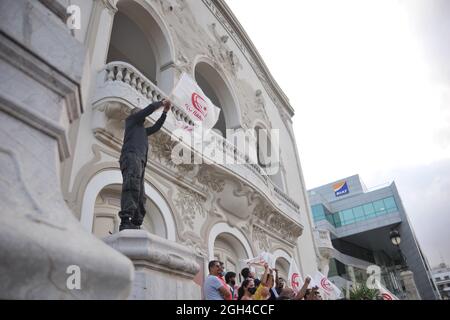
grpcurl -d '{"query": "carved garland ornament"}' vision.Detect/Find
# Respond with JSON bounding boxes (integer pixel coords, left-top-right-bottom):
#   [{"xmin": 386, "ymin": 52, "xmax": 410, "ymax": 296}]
[{"xmin": 173, "ymin": 187, "xmax": 205, "ymax": 229}]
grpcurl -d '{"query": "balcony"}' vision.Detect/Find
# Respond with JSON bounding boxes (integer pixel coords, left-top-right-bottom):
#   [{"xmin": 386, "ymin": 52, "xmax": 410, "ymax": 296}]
[
  {"xmin": 314, "ymin": 228, "xmax": 333, "ymax": 259},
  {"xmin": 91, "ymin": 61, "xmax": 304, "ymax": 243}
]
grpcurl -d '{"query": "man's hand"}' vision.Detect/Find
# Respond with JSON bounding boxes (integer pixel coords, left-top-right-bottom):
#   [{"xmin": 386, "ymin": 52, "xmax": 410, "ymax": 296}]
[
  {"xmin": 161, "ymin": 98, "xmax": 171, "ymax": 112},
  {"xmin": 305, "ymin": 277, "xmax": 311, "ymax": 285}
]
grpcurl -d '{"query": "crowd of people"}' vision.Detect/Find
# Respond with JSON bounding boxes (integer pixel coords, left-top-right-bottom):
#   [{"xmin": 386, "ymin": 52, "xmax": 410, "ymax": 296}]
[{"xmin": 204, "ymin": 260, "xmax": 323, "ymax": 300}]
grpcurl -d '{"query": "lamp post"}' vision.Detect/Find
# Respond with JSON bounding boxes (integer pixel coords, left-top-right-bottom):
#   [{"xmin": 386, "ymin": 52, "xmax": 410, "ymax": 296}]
[{"xmin": 390, "ymin": 229, "xmax": 407, "ymax": 270}]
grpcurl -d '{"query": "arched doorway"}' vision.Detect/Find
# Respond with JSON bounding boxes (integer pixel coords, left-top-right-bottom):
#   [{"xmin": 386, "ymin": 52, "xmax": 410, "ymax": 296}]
[
  {"xmin": 275, "ymin": 257, "xmax": 290, "ymax": 282},
  {"xmin": 273, "ymin": 249, "xmax": 293, "ymax": 282},
  {"xmin": 93, "ymin": 184, "xmax": 167, "ymax": 239},
  {"xmin": 80, "ymin": 170, "xmax": 176, "ymax": 241},
  {"xmin": 213, "ymin": 233, "xmax": 249, "ymax": 274},
  {"xmin": 208, "ymin": 223, "xmax": 254, "ymax": 277}
]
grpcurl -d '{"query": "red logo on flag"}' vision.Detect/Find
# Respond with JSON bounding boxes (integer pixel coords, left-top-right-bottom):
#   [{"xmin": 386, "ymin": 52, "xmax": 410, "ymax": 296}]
[
  {"xmin": 291, "ymin": 273, "xmax": 300, "ymax": 290},
  {"xmin": 320, "ymin": 278, "xmax": 333, "ymax": 292},
  {"xmin": 382, "ymin": 293, "xmax": 393, "ymax": 300},
  {"xmin": 191, "ymin": 92, "xmax": 208, "ymax": 121}
]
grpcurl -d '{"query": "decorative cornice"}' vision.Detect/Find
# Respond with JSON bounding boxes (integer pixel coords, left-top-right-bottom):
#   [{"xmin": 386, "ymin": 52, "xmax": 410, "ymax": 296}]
[{"xmin": 202, "ymin": 0, "xmax": 294, "ymax": 117}]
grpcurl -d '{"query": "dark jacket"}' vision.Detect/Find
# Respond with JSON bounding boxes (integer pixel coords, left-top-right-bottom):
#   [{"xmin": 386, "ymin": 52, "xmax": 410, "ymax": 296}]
[{"xmin": 120, "ymin": 101, "xmax": 167, "ymax": 163}]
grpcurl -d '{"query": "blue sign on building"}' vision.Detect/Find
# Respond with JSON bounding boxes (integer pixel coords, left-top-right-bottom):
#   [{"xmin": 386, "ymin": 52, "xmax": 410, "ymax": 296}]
[{"xmin": 333, "ymin": 181, "xmax": 349, "ymax": 197}]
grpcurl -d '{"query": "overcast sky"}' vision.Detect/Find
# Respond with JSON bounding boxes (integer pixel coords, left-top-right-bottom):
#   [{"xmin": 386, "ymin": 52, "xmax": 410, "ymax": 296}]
[{"xmin": 226, "ymin": 0, "xmax": 450, "ymax": 267}]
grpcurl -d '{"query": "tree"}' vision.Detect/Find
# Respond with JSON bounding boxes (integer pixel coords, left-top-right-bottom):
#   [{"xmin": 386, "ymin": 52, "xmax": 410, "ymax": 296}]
[{"xmin": 342, "ymin": 282, "xmax": 381, "ymax": 300}]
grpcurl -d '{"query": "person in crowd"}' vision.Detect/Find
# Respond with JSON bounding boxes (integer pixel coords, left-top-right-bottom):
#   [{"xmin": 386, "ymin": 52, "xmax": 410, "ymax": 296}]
[
  {"xmin": 241, "ymin": 266, "xmax": 260, "ymax": 287},
  {"xmin": 304, "ymin": 286, "xmax": 323, "ymax": 300},
  {"xmin": 267, "ymin": 272, "xmax": 279, "ymax": 300},
  {"xmin": 238, "ymin": 278, "xmax": 256, "ymax": 300},
  {"xmin": 225, "ymin": 271, "xmax": 238, "ymax": 300},
  {"xmin": 277, "ymin": 287, "xmax": 295, "ymax": 300},
  {"xmin": 275, "ymin": 270, "xmax": 285, "ymax": 295},
  {"xmin": 293, "ymin": 276, "xmax": 312, "ymax": 300},
  {"xmin": 253, "ymin": 263, "xmax": 273, "ymax": 300},
  {"xmin": 204, "ymin": 260, "xmax": 232, "ymax": 300}
]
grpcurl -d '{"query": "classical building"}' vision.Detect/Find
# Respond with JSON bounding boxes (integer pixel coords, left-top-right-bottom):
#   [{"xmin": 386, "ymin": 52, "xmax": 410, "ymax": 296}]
[
  {"xmin": 432, "ymin": 263, "xmax": 450, "ymax": 300},
  {"xmin": 0, "ymin": 0, "xmax": 320, "ymax": 299},
  {"xmin": 309, "ymin": 175, "xmax": 440, "ymax": 300}
]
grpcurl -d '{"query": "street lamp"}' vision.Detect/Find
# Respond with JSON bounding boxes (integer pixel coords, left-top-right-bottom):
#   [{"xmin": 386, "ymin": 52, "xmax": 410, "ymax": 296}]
[
  {"xmin": 390, "ymin": 229, "xmax": 407, "ymax": 270},
  {"xmin": 390, "ymin": 229, "xmax": 401, "ymax": 246}
]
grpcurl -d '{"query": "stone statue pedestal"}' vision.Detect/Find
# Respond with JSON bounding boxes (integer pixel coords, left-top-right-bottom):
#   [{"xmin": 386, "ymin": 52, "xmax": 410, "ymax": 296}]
[
  {"xmin": 104, "ymin": 230, "xmax": 203, "ymax": 300},
  {"xmin": 400, "ymin": 270, "xmax": 421, "ymax": 300}
]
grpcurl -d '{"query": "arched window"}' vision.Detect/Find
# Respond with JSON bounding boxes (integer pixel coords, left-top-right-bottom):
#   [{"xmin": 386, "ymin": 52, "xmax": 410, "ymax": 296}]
[
  {"xmin": 107, "ymin": 1, "xmax": 174, "ymax": 93},
  {"xmin": 194, "ymin": 61, "xmax": 240, "ymax": 137},
  {"xmin": 107, "ymin": 11, "xmax": 157, "ymax": 83}
]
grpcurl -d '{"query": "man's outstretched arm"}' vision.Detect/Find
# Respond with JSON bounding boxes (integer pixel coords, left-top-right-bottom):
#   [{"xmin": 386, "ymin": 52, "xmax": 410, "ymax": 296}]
[
  {"xmin": 131, "ymin": 100, "xmax": 164, "ymax": 123},
  {"xmin": 146, "ymin": 111, "xmax": 167, "ymax": 136},
  {"xmin": 146, "ymin": 99, "xmax": 171, "ymax": 136}
]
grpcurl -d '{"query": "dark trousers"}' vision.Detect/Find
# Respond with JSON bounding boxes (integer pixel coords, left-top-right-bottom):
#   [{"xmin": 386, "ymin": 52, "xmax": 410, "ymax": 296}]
[{"xmin": 119, "ymin": 152, "xmax": 146, "ymax": 226}]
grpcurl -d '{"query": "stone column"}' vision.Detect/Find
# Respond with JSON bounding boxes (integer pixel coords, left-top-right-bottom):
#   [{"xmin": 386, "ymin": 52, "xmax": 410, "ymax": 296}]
[
  {"xmin": 400, "ymin": 270, "xmax": 421, "ymax": 300},
  {"xmin": 0, "ymin": 0, "xmax": 133, "ymax": 299},
  {"xmin": 104, "ymin": 230, "xmax": 203, "ymax": 300}
]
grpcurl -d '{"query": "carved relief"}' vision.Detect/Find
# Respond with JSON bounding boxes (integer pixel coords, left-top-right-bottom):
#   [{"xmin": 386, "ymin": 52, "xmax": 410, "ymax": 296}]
[
  {"xmin": 207, "ymin": 23, "xmax": 242, "ymax": 76},
  {"xmin": 252, "ymin": 225, "xmax": 270, "ymax": 252},
  {"xmin": 181, "ymin": 236, "xmax": 208, "ymax": 258},
  {"xmin": 148, "ymin": 132, "xmax": 196, "ymax": 176},
  {"xmin": 92, "ymin": 102, "xmax": 129, "ymax": 142},
  {"xmin": 173, "ymin": 187, "xmax": 205, "ymax": 230},
  {"xmin": 252, "ymin": 201, "xmax": 302, "ymax": 245},
  {"xmin": 196, "ymin": 167, "xmax": 225, "ymax": 193},
  {"xmin": 149, "ymin": 132, "xmax": 176, "ymax": 163}
]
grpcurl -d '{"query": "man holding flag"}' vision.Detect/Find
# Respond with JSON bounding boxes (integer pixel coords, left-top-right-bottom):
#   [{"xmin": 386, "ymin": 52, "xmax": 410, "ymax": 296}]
[{"xmin": 118, "ymin": 99, "xmax": 171, "ymax": 231}]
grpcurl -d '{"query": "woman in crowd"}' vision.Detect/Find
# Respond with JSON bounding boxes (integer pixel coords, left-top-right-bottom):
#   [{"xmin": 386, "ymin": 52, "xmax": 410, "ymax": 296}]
[{"xmin": 238, "ymin": 279, "xmax": 256, "ymax": 300}]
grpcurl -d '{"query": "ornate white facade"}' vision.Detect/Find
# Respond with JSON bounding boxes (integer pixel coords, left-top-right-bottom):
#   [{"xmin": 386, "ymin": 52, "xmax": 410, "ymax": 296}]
[{"xmin": 0, "ymin": 0, "xmax": 320, "ymax": 299}]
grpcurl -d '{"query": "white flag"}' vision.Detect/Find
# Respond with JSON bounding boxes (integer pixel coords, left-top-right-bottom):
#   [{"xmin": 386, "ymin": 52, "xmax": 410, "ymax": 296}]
[
  {"xmin": 375, "ymin": 280, "xmax": 399, "ymax": 300},
  {"xmin": 288, "ymin": 259, "xmax": 303, "ymax": 293},
  {"xmin": 170, "ymin": 72, "xmax": 221, "ymax": 130},
  {"xmin": 313, "ymin": 271, "xmax": 342, "ymax": 300},
  {"xmin": 243, "ymin": 252, "xmax": 276, "ymax": 269}
]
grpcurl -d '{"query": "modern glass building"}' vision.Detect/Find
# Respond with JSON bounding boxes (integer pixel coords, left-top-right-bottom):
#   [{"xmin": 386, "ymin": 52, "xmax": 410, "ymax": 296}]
[{"xmin": 308, "ymin": 175, "xmax": 440, "ymax": 300}]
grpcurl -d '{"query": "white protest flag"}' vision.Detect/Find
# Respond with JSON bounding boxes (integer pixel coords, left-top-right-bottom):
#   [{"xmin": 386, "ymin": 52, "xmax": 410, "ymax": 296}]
[
  {"xmin": 243, "ymin": 252, "xmax": 276, "ymax": 269},
  {"xmin": 313, "ymin": 271, "xmax": 342, "ymax": 300},
  {"xmin": 288, "ymin": 259, "xmax": 303, "ymax": 293},
  {"xmin": 375, "ymin": 280, "xmax": 399, "ymax": 300},
  {"xmin": 170, "ymin": 72, "xmax": 221, "ymax": 131}
]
